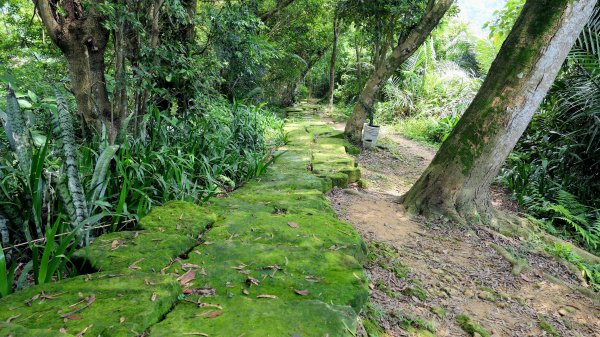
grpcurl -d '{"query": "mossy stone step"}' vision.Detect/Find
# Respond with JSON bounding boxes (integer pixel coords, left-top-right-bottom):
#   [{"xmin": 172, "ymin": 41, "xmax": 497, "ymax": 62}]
[
  {"xmin": 73, "ymin": 231, "xmax": 197, "ymax": 273},
  {"xmin": 138, "ymin": 201, "xmax": 217, "ymax": 237},
  {"xmin": 150, "ymin": 298, "xmax": 358, "ymax": 337},
  {"xmin": 0, "ymin": 272, "xmax": 180, "ymax": 336},
  {"xmin": 203, "ymin": 211, "xmax": 366, "ymax": 259}
]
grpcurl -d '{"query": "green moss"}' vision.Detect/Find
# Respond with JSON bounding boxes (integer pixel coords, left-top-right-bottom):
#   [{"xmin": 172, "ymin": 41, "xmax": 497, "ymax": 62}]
[
  {"xmin": 73, "ymin": 230, "xmax": 197, "ymax": 273},
  {"xmin": 162, "ymin": 241, "xmax": 368, "ymax": 311},
  {"xmin": 430, "ymin": 305, "xmax": 447, "ymax": 318},
  {"xmin": 138, "ymin": 201, "xmax": 216, "ymax": 237},
  {"xmin": 538, "ymin": 316, "xmax": 560, "ymax": 337},
  {"xmin": 400, "ymin": 315, "xmax": 437, "ymax": 334},
  {"xmin": 456, "ymin": 314, "xmax": 491, "ymax": 337},
  {"xmin": 151, "ymin": 298, "xmax": 358, "ymax": 336},
  {"xmin": 347, "ymin": 145, "xmax": 361, "ymax": 155},
  {"xmin": 0, "ymin": 272, "xmax": 180, "ymax": 336},
  {"xmin": 202, "ymin": 211, "xmax": 367, "ymax": 261},
  {"xmin": 402, "ymin": 285, "xmax": 428, "ymax": 301}
]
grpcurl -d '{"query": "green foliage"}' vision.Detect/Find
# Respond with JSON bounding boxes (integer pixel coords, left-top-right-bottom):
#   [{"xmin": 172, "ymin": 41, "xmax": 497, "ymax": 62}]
[
  {"xmin": 544, "ymin": 243, "xmax": 600, "ymax": 291},
  {"xmin": 484, "ymin": 0, "xmax": 525, "ymax": 47},
  {"xmin": 501, "ymin": 8, "xmax": 600, "ymax": 255}
]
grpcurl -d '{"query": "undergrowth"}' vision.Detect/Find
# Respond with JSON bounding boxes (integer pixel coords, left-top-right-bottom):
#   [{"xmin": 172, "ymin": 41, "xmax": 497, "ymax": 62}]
[{"xmin": 0, "ymin": 86, "xmax": 283, "ymax": 297}]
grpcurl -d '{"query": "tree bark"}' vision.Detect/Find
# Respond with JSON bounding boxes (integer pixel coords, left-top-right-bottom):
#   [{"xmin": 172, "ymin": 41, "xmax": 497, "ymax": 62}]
[
  {"xmin": 34, "ymin": 0, "xmax": 116, "ymax": 140},
  {"xmin": 344, "ymin": 0, "xmax": 454, "ymax": 142},
  {"xmin": 327, "ymin": 17, "xmax": 340, "ymax": 111},
  {"xmin": 401, "ymin": 0, "xmax": 597, "ymax": 225}
]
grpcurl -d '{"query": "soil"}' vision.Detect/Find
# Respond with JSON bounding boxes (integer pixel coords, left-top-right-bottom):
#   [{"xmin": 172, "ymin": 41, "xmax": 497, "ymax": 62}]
[{"xmin": 323, "ymin": 119, "xmax": 600, "ymax": 337}]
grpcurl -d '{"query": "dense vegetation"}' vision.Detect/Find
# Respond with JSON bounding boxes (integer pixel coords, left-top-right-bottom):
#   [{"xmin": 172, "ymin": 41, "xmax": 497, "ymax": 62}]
[{"xmin": 0, "ymin": 0, "xmax": 598, "ymax": 299}]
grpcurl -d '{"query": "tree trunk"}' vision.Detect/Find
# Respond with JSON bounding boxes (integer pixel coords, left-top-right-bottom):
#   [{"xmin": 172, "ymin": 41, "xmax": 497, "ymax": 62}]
[
  {"xmin": 34, "ymin": 0, "xmax": 117, "ymax": 140},
  {"xmin": 355, "ymin": 33, "xmax": 363, "ymax": 95},
  {"xmin": 401, "ymin": 0, "xmax": 597, "ymax": 225},
  {"xmin": 327, "ymin": 17, "xmax": 340, "ymax": 111},
  {"xmin": 344, "ymin": 0, "xmax": 454, "ymax": 142}
]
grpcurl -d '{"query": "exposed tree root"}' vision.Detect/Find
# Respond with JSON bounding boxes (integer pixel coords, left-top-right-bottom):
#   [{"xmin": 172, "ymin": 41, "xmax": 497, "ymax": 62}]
[{"xmin": 490, "ymin": 243, "xmax": 529, "ymax": 276}]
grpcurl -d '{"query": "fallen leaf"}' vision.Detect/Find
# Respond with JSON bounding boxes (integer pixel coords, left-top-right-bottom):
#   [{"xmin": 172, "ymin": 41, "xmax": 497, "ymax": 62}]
[
  {"xmin": 232, "ymin": 264, "xmax": 247, "ymax": 270},
  {"xmin": 6, "ymin": 314, "xmax": 20, "ymax": 323},
  {"xmin": 178, "ymin": 270, "xmax": 196, "ymax": 286},
  {"xmin": 119, "ymin": 316, "xmax": 125, "ymax": 324},
  {"xmin": 287, "ymin": 222, "xmax": 299, "ymax": 228},
  {"xmin": 61, "ymin": 295, "xmax": 96, "ymax": 318},
  {"xmin": 65, "ymin": 315, "xmax": 82, "ymax": 321},
  {"xmin": 75, "ymin": 324, "xmax": 93, "ymax": 337},
  {"xmin": 151, "ymin": 293, "xmax": 157, "ymax": 302},
  {"xmin": 198, "ymin": 302, "xmax": 223, "ymax": 310},
  {"xmin": 110, "ymin": 240, "xmax": 120, "ymax": 250},
  {"xmin": 181, "ymin": 263, "xmax": 202, "ymax": 270},
  {"xmin": 294, "ymin": 289, "xmax": 310, "ymax": 296},
  {"xmin": 186, "ymin": 288, "xmax": 216, "ymax": 296},
  {"xmin": 246, "ymin": 276, "xmax": 260, "ymax": 286},
  {"xmin": 59, "ymin": 328, "xmax": 67, "ymax": 333},
  {"xmin": 128, "ymin": 258, "xmax": 145, "ymax": 270},
  {"xmin": 242, "ymin": 289, "xmax": 249, "ymax": 295},
  {"xmin": 256, "ymin": 294, "xmax": 278, "ymax": 299},
  {"xmin": 182, "ymin": 333, "xmax": 209, "ymax": 336},
  {"xmin": 520, "ymin": 274, "xmax": 534, "ymax": 282},
  {"xmin": 200, "ymin": 311, "xmax": 223, "ymax": 319}
]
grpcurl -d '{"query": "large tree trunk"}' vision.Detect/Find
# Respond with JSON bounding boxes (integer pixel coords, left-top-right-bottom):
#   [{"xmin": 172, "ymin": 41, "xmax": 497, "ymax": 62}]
[
  {"xmin": 401, "ymin": 0, "xmax": 597, "ymax": 225},
  {"xmin": 327, "ymin": 17, "xmax": 340, "ymax": 111},
  {"xmin": 35, "ymin": 0, "xmax": 116, "ymax": 140},
  {"xmin": 344, "ymin": 0, "xmax": 454, "ymax": 142}
]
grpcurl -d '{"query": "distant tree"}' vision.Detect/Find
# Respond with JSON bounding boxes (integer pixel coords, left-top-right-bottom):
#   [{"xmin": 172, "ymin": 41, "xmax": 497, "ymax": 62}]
[
  {"xmin": 401, "ymin": 0, "xmax": 597, "ymax": 226},
  {"xmin": 342, "ymin": 0, "xmax": 454, "ymax": 142}
]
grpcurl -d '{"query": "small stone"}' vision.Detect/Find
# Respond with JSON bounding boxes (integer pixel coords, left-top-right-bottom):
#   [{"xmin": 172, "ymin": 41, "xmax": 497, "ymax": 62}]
[{"xmin": 558, "ymin": 308, "xmax": 568, "ymax": 316}]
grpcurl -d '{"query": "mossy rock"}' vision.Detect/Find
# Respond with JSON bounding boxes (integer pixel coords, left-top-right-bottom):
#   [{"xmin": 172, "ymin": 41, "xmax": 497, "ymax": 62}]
[
  {"xmin": 73, "ymin": 231, "xmax": 197, "ymax": 272},
  {"xmin": 151, "ymin": 297, "xmax": 357, "ymax": 336},
  {"xmin": 0, "ymin": 272, "xmax": 180, "ymax": 336},
  {"xmin": 202, "ymin": 211, "xmax": 367, "ymax": 260},
  {"xmin": 164, "ymin": 241, "xmax": 369, "ymax": 311},
  {"xmin": 138, "ymin": 201, "xmax": 216, "ymax": 237},
  {"xmin": 231, "ymin": 189, "xmax": 335, "ymax": 215}
]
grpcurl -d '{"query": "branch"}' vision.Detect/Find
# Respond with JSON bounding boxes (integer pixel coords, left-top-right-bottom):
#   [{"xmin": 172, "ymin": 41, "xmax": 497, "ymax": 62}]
[
  {"xmin": 386, "ymin": 0, "xmax": 454, "ymax": 71},
  {"xmin": 260, "ymin": 0, "xmax": 296, "ymax": 22},
  {"xmin": 33, "ymin": 0, "xmax": 61, "ymax": 42}
]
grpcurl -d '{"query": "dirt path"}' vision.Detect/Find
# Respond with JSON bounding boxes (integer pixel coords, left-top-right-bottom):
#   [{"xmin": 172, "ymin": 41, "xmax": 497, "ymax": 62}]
[{"xmin": 323, "ymin": 118, "xmax": 600, "ymax": 337}]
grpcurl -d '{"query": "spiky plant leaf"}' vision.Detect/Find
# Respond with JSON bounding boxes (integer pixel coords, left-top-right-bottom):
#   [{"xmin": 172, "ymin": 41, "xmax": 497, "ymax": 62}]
[
  {"xmin": 89, "ymin": 145, "xmax": 119, "ymax": 203},
  {"xmin": 53, "ymin": 88, "xmax": 88, "ymax": 230},
  {"xmin": 4, "ymin": 84, "xmax": 32, "ymax": 176}
]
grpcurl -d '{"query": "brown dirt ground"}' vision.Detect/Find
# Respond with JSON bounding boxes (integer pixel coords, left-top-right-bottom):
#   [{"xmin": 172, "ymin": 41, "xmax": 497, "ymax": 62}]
[{"xmin": 323, "ymin": 119, "xmax": 600, "ymax": 337}]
